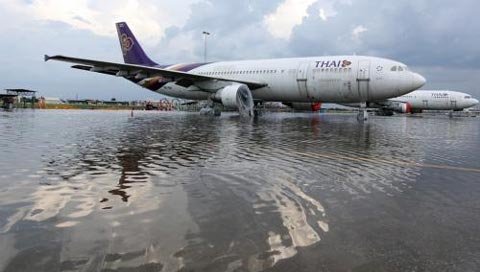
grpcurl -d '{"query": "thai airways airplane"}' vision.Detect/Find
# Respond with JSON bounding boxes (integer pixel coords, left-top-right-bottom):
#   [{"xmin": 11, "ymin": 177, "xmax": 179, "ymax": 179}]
[
  {"xmin": 45, "ymin": 22, "xmax": 426, "ymax": 118},
  {"xmin": 372, "ymin": 90, "xmax": 479, "ymax": 114}
]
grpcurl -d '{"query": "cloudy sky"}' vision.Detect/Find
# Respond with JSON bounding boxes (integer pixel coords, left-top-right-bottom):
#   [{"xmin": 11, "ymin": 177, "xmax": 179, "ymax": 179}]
[{"xmin": 0, "ymin": 0, "xmax": 479, "ymax": 100}]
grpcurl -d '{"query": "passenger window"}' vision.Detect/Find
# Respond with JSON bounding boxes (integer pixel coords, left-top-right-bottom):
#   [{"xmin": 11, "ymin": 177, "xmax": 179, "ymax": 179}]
[{"xmin": 391, "ymin": 66, "xmax": 397, "ymax": 71}]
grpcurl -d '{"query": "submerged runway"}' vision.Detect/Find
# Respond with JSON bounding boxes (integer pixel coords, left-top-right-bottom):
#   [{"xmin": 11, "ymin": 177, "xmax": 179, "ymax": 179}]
[{"xmin": 0, "ymin": 110, "xmax": 479, "ymax": 271}]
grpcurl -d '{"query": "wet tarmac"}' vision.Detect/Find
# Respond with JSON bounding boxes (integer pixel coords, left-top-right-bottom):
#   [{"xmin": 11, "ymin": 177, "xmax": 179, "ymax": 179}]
[{"xmin": 0, "ymin": 110, "xmax": 479, "ymax": 272}]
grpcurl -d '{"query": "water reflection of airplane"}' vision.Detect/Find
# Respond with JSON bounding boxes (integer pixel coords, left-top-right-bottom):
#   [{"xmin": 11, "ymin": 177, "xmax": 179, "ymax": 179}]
[{"xmin": 106, "ymin": 117, "xmax": 224, "ymax": 203}]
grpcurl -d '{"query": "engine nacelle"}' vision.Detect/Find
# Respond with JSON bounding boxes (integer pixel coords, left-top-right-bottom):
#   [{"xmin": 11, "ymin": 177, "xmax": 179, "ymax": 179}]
[
  {"xmin": 388, "ymin": 102, "xmax": 412, "ymax": 113},
  {"xmin": 213, "ymin": 84, "xmax": 254, "ymax": 116}
]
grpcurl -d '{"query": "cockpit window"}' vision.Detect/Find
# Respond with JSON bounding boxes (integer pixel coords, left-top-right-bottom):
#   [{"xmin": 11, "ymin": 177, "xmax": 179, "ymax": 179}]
[
  {"xmin": 465, "ymin": 96, "xmax": 471, "ymax": 99},
  {"xmin": 391, "ymin": 66, "xmax": 397, "ymax": 71},
  {"xmin": 398, "ymin": 66, "xmax": 404, "ymax": 71},
  {"xmin": 404, "ymin": 66, "xmax": 409, "ymax": 71}
]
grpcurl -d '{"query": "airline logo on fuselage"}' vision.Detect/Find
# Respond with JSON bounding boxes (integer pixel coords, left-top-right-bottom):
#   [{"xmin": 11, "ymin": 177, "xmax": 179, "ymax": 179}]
[
  {"xmin": 121, "ymin": 34, "xmax": 134, "ymax": 55},
  {"xmin": 315, "ymin": 60, "xmax": 352, "ymax": 68},
  {"xmin": 432, "ymin": 93, "xmax": 449, "ymax": 97}
]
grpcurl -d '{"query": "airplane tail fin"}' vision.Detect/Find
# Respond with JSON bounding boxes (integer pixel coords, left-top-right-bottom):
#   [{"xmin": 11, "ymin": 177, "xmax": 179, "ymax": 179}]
[{"xmin": 115, "ymin": 22, "xmax": 157, "ymax": 66}]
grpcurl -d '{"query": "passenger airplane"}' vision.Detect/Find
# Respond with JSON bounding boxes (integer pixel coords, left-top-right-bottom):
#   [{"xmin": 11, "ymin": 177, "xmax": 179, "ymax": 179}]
[
  {"xmin": 45, "ymin": 22, "xmax": 426, "ymax": 118},
  {"xmin": 373, "ymin": 90, "xmax": 479, "ymax": 114}
]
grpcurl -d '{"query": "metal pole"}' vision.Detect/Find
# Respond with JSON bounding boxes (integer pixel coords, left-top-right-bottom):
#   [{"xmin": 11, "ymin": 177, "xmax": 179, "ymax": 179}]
[{"xmin": 202, "ymin": 31, "xmax": 210, "ymax": 62}]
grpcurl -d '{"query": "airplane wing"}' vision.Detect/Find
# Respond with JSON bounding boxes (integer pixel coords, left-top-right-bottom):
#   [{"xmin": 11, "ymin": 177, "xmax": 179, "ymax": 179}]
[{"xmin": 44, "ymin": 55, "xmax": 268, "ymax": 90}]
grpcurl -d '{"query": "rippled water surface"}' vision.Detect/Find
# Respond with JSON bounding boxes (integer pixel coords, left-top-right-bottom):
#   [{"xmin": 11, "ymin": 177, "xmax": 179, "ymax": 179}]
[{"xmin": 1, "ymin": 110, "xmax": 480, "ymax": 271}]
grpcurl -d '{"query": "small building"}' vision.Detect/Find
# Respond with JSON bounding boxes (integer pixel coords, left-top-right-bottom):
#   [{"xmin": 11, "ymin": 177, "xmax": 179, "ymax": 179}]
[
  {"xmin": 66, "ymin": 99, "xmax": 97, "ymax": 105},
  {"xmin": 0, "ymin": 94, "xmax": 18, "ymax": 110},
  {"xmin": 1, "ymin": 89, "xmax": 37, "ymax": 109},
  {"xmin": 43, "ymin": 97, "xmax": 65, "ymax": 105}
]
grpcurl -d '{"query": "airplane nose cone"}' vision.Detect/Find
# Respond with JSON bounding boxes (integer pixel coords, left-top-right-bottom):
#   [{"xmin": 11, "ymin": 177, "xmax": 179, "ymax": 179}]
[
  {"xmin": 473, "ymin": 99, "xmax": 479, "ymax": 106},
  {"xmin": 412, "ymin": 73, "xmax": 426, "ymax": 90}
]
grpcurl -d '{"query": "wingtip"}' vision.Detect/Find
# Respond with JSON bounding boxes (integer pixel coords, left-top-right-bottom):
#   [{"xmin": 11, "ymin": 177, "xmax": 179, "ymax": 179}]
[{"xmin": 44, "ymin": 55, "xmax": 50, "ymax": 62}]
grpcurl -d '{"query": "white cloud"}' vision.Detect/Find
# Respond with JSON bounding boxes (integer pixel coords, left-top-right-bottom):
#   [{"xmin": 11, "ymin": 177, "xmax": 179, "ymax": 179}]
[
  {"xmin": 2, "ymin": 0, "xmax": 199, "ymax": 45},
  {"xmin": 352, "ymin": 25, "xmax": 368, "ymax": 40},
  {"xmin": 319, "ymin": 8, "xmax": 328, "ymax": 21},
  {"xmin": 264, "ymin": 0, "xmax": 317, "ymax": 39},
  {"xmin": 264, "ymin": 0, "xmax": 342, "ymax": 39}
]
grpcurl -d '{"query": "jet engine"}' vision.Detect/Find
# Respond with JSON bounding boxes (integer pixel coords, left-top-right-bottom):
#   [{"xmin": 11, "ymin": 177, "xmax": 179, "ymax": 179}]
[
  {"xmin": 213, "ymin": 84, "xmax": 254, "ymax": 116},
  {"xmin": 389, "ymin": 102, "xmax": 412, "ymax": 113}
]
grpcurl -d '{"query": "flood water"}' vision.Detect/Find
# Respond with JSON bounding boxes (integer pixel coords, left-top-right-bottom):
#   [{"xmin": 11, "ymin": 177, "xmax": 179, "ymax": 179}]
[{"xmin": 0, "ymin": 110, "xmax": 479, "ymax": 272}]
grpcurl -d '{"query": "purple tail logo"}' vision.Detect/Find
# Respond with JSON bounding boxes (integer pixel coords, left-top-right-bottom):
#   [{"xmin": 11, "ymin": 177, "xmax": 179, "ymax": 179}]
[
  {"xmin": 115, "ymin": 22, "xmax": 158, "ymax": 66},
  {"xmin": 120, "ymin": 34, "xmax": 134, "ymax": 55}
]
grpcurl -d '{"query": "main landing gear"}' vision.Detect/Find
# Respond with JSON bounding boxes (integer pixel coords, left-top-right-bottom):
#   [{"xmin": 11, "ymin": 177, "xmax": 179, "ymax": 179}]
[
  {"xmin": 448, "ymin": 110, "xmax": 454, "ymax": 118},
  {"xmin": 357, "ymin": 102, "xmax": 369, "ymax": 122},
  {"xmin": 199, "ymin": 100, "xmax": 222, "ymax": 116},
  {"xmin": 253, "ymin": 101, "xmax": 265, "ymax": 117}
]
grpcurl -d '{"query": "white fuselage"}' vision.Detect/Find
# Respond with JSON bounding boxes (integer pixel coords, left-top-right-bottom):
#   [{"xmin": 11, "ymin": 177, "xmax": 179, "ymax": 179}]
[
  {"xmin": 150, "ymin": 56, "xmax": 425, "ymax": 103},
  {"xmin": 390, "ymin": 90, "xmax": 479, "ymax": 110}
]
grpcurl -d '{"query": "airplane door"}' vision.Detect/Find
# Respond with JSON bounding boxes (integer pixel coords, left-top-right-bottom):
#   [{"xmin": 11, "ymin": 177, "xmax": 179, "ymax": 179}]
[
  {"xmin": 422, "ymin": 99, "xmax": 429, "ymax": 108},
  {"xmin": 450, "ymin": 100, "xmax": 457, "ymax": 109},
  {"xmin": 357, "ymin": 60, "xmax": 371, "ymax": 101},
  {"xmin": 297, "ymin": 62, "xmax": 311, "ymax": 100}
]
